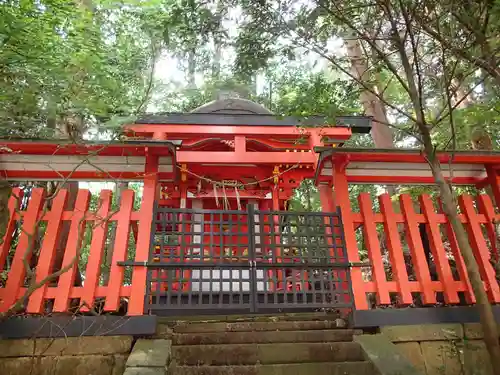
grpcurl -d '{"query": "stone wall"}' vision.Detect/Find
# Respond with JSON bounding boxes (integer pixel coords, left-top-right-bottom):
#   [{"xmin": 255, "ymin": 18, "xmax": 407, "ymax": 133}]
[
  {"xmin": 0, "ymin": 336, "xmax": 133, "ymax": 375},
  {"xmin": 381, "ymin": 323, "xmax": 494, "ymax": 375}
]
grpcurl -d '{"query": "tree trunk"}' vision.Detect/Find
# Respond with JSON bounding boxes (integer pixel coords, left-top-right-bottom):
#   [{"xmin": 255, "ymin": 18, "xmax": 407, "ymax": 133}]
[
  {"xmin": 393, "ymin": 18, "xmax": 500, "ymax": 369},
  {"xmin": 345, "ymin": 38, "xmax": 394, "ymax": 149},
  {"xmin": 429, "ymin": 151, "xmax": 500, "ymax": 374},
  {"xmin": 213, "ymin": 39, "xmax": 221, "ymax": 80},
  {"xmin": 187, "ymin": 49, "xmax": 196, "ymax": 89},
  {"xmin": 451, "ymin": 78, "xmax": 473, "ymax": 109},
  {"xmin": 416, "ymin": 85, "xmax": 500, "ymax": 375}
]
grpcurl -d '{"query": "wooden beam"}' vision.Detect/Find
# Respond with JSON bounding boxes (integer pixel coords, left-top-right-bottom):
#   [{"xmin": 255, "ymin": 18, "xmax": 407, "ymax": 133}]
[
  {"xmin": 176, "ymin": 151, "xmax": 316, "ymax": 164},
  {"xmin": 127, "ymin": 124, "xmax": 352, "ymax": 140}
]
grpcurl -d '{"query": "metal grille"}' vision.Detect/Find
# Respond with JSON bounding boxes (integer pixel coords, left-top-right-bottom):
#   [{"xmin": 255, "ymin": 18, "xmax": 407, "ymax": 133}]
[
  {"xmin": 145, "ymin": 205, "xmax": 352, "ymax": 315},
  {"xmin": 254, "ymin": 210, "xmax": 352, "ymax": 311}
]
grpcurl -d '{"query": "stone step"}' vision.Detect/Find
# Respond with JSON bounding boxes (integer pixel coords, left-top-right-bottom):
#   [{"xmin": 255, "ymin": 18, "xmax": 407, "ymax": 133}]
[
  {"xmin": 171, "ymin": 342, "xmax": 364, "ymax": 365},
  {"xmin": 169, "ymin": 361, "xmax": 375, "ymax": 375},
  {"xmin": 173, "ymin": 329, "xmax": 358, "ymax": 345},
  {"xmin": 172, "ymin": 320, "xmax": 346, "ymax": 333},
  {"xmin": 159, "ymin": 312, "xmax": 341, "ymax": 324}
]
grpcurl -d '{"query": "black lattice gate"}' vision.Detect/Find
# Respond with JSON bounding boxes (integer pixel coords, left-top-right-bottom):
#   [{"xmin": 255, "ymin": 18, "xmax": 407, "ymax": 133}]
[{"xmin": 145, "ymin": 205, "xmax": 353, "ymax": 315}]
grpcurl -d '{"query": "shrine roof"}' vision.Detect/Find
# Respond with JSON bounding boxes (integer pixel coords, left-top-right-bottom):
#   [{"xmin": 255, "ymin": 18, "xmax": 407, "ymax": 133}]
[
  {"xmin": 135, "ymin": 112, "xmax": 372, "ymax": 133},
  {"xmin": 0, "ymin": 139, "xmax": 181, "ymax": 156}
]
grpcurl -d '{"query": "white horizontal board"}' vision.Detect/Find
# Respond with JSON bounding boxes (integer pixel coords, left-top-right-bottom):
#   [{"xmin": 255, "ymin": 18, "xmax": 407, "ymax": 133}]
[
  {"xmin": 0, "ymin": 154, "xmax": 173, "ymax": 173},
  {"xmin": 348, "ymin": 161, "xmax": 484, "ymax": 171},
  {"xmin": 321, "ymin": 162, "xmax": 486, "ymax": 180},
  {"xmin": 0, "ymin": 154, "xmax": 146, "ymax": 165},
  {"xmin": 191, "ymin": 269, "xmax": 267, "ymax": 292}
]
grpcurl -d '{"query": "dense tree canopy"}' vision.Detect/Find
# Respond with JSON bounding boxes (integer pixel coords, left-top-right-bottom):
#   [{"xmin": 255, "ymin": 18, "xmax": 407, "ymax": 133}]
[{"xmin": 2, "ymin": 0, "xmax": 498, "ymax": 148}]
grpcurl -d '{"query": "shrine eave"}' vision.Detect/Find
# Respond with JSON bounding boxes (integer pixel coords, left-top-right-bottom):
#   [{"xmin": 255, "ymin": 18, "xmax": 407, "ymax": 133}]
[
  {"xmin": 314, "ymin": 147, "xmax": 500, "ymax": 186},
  {"xmin": 134, "ymin": 113, "xmax": 372, "ymax": 133},
  {"xmin": 0, "ymin": 139, "xmax": 181, "ymax": 156},
  {"xmin": 0, "ymin": 139, "xmax": 180, "ymax": 182}
]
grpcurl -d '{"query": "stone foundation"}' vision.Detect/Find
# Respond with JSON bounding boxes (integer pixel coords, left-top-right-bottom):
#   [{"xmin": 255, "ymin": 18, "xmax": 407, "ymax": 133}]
[
  {"xmin": 381, "ymin": 323, "xmax": 494, "ymax": 375},
  {"xmin": 0, "ymin": 336, "xmax": 133, "ymax": 375}
]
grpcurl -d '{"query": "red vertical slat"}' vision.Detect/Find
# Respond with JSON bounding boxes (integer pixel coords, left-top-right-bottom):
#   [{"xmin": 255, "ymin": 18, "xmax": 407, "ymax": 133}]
[
  {"xmin": 0, "ymin": 188, "xmax": 44, "ymax": 312},
  {"xmin": 319, "ymin": 184, "xmax": 346, "ymax": 300},
  {"xmin": 439, "ymin": 199, "xmax": 475, "ymax": 304},
  {"xmin": 0, "ymin": 188, "xmax": 23, "ymax": 271},
  {"xmin": 26, "ymin": 190, "xmax": 68, "ymax": 313},
  {"xmin": 379, "ymin": 194, "xmax": 412, "ymax": 305},
  {"xmin": 272, "ymin": 187, "xmax": 283, "ymax": 288},
  {"xmin": 486, "ymin": 166, "xmax": 500, "ymax": 213},
  {"xmin": 334, "ymin": 161, "xmax": 368, "ymax": 309},
  {"xmin": 181, "ymin": 216, "xmax": 192, "ymax": 292},
  {"xmin": 459, "ymin": 194, "xmax": 500, "ymax": 302},
  {"xmin": 419, "ymin": 195, "xmax": 459, "ymax": 304},
  {"xmin": 80, "ymin": 190, "xmax": 112, "ymax": 312},
  {"xmin": 477, "ymin": 194, "xmax": 498, "ymax": 261},
  {"xmin": 104, "ymin": 190, "xmax": 134, "ymax": 311},
  {"xmin": 53, "ymin": 190, "xmax": 91, "ymax": 312},
  {"xmin": 319, "ymin": 184, "xmax": 336, "ymax": 260},
  {"xmin": 400, "ymin": 194, "xmax": 436, "ymax": 304},
  {"xmin": 358, "ymin": 194, "xmax": 390, "ymax": 305},
  {"xmin": 262, "ymin": 205, "xmax": 275, "ymax": 291},
  {"xmin": 128, "ymin": 153, "xmax": 159, "ymax": 315}
]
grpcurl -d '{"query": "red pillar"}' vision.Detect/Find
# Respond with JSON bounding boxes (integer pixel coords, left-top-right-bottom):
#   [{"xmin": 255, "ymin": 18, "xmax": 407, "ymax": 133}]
[
  {"xmin": 332, "ymin": 156, "xmax": 368, "ymax": 310},
  {"xmin": 128, "ymin": 150, "xmax": 159, "ymax": 315},
  {"xmin": 271, "ymin": 187, "xmax": 284, "ymax": 288},
  {"xmin": 318, "ymin": 183, "xmax": 335, "ymax": 211},
  {"xmin": 486, "ymin": 166, "xmax": 500, "ymax": 211}
]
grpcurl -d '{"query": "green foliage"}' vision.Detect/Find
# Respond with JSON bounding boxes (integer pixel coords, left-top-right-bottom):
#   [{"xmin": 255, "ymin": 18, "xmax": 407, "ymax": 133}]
[
  {"xmin": 288, "ymin": 180, "xmax": 321, "ymax": 212},
  {"xmin": 262, "ymin": 70, "xmax": 361, "ymax": 118},
  {"xmin": 0, "ymin": 0, "xmax": 156, "ymax": 138},
  {"xmin": 432, "ymin": 99, "xmax": 500, "ymax": 150}
]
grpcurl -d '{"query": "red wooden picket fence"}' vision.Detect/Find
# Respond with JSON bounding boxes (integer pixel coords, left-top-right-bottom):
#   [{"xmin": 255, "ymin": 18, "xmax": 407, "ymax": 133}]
[
  {"xmin": 345, "ymin": 192, "xmax": 500, "ymax": 310},
  {"xmin": 0, "ymin": 187, "xmax": 144, "ymax": 315},
  {"xmin": 0, "ymin": 187, "xmax": 499, "ymax": 315}
]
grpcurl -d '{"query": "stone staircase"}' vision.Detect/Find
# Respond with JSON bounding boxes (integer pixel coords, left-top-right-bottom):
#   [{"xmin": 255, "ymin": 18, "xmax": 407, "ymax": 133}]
[{"xmin": 161, "ymin": 317, "xmax": 375, "ymax": 375}]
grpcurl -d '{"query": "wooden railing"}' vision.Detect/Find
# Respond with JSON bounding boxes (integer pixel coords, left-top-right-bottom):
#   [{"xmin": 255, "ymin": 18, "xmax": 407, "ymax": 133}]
[
  {"xmin": 1, "ymin": 187, "xmax": 499, "ymax": 315},
  {"xmin": 0, "ymin": 187, "xmax": 146, "ymax": 315},
  {"xmin": 344, "ymin": 192, "xmax": 500, "ymax": 309}
]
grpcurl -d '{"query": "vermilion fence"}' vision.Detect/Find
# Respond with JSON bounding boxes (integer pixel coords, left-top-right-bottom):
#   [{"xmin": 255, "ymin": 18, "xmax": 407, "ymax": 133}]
[
  {"xmin": 0, "ymin": 187, "xmax": 499, "ymax": 315},
  {"xmin": 345, "ymin": 192, "xmax": 500, "ymax": 309},
  {"xmin": 0, "ymin": 187, "xmax": 144, "ymax": 315}
]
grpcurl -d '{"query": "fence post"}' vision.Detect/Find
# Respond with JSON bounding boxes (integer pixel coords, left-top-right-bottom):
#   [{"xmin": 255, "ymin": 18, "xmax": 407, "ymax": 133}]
[
  {"xmin": 128, "ymin": 151, "xmax": 159, "ymax": 315},
  {"xmin": 27, "ymin": 190, "xmax": 68, "ymax": 313},
  {"xmin": 419, "ymin": 194, "xmax": 459, "ymax": 304},
  {"xmin": 104, "ymin": 190, "xmax": 134, "ymax": 311},
  {"xmin": 379, "ymin": 194, "xmax": 413, "ymax": 304},
  {"xmin": 0, "ymin": 188, "xmax": 23, "ymax": 272},
  {"xmin": 1, "ymin": 188, "xmax": 44, "ymax": 312},
  {"xmin": 319, "ymin": 183, "xmax": 348, "ymax": 302},
  {"xmin": 53, "ymin": 190, "xmax": 91, "ymax": 312},
  {"xmin": 359, "ymin": 193, "xmax": 390, "ymax": 305},
  {"xmin": 400, "ymin": 194, "xmax": 436, "ymax": 304},
  {"xmin": 80, "ymin": 190, "xmax": 112, "ymax": 312},
  {"xmin": 459, "ymin": 194, "xmax": 500, "ymax": 303},
  {"xmin": 332, "ymin": 156, "xmax": 368, "ymax": 310},
  {"xmin": 486, "ymin": 166, "xmax": 500, "ymax": 211}
]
